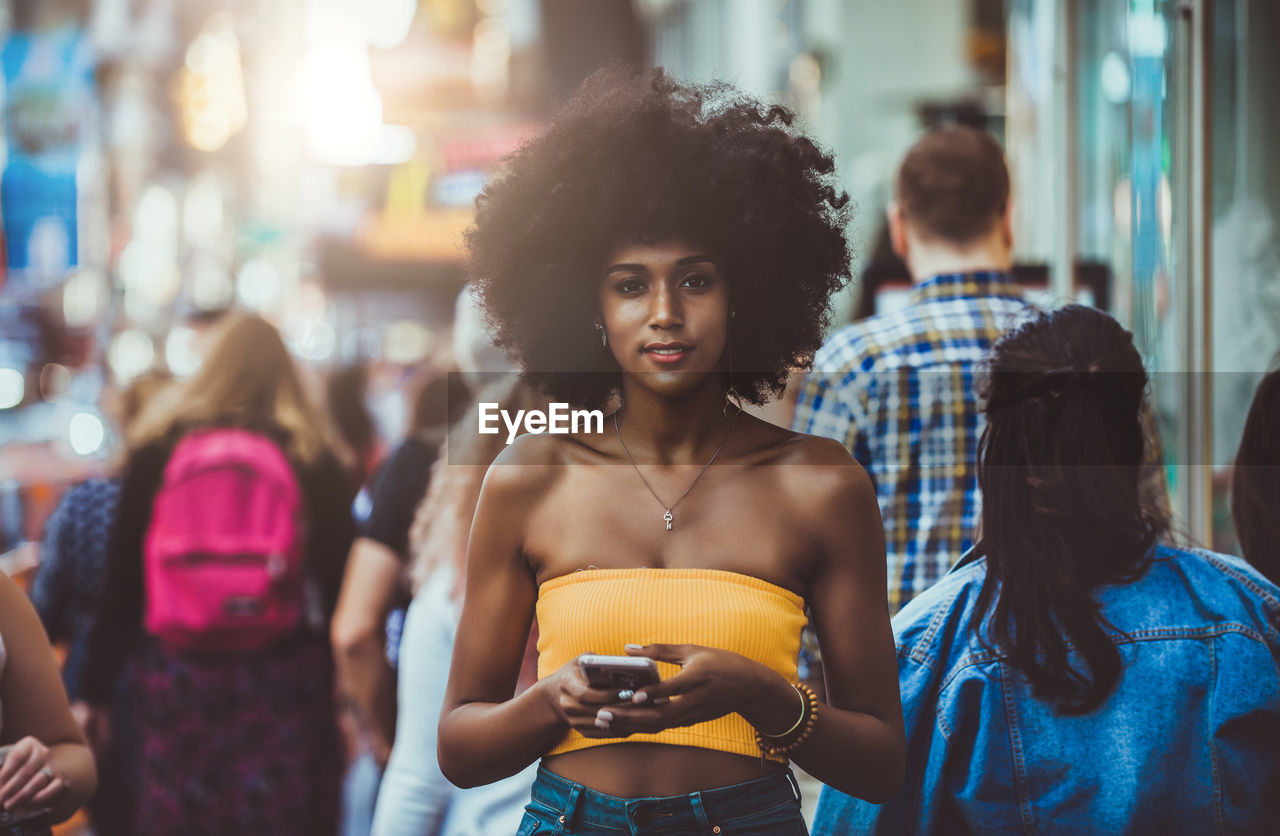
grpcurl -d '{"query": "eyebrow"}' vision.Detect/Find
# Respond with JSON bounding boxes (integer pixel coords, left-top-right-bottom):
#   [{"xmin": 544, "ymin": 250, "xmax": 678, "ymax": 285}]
[{"xmin": 604, "ymin": 254, "xmax": 717, "ymax": 275}]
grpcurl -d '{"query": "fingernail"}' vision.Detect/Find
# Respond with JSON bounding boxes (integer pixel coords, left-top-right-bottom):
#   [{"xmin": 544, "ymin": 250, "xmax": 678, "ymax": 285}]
[
  {"xmin": 597, "ymin": 709, "xmax": 613, "ymax": 723},
  {"xmin": 632, "ymin": 691, "xmax": 648, "ymax": 704},
  {"xmin": 624, "ymin": 644, "xmax": 643, "ymax": 651}
]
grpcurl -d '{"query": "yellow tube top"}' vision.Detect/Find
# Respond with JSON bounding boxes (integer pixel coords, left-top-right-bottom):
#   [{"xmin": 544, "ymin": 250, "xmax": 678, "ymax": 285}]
[{"xmin": 536, "ymin": 567, "xmax": 807, "ymax": 762}]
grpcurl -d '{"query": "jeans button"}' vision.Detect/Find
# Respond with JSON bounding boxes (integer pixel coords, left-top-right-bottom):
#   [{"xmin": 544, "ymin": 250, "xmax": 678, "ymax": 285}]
[{"xmin": 631, "ymin": 807, "xmax": 653, "ymax": 828}]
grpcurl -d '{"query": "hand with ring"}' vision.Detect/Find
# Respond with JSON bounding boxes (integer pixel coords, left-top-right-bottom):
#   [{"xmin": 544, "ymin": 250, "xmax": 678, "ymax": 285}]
[{"xmin": 0, "ymin": 736, "xmax": 68, "ymax": 810}]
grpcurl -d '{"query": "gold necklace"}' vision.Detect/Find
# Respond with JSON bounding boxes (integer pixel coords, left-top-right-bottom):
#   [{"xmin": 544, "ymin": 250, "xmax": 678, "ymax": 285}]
[{"xmin": 613, "ymin": 407, "xmax": 740, "ymax": 532}]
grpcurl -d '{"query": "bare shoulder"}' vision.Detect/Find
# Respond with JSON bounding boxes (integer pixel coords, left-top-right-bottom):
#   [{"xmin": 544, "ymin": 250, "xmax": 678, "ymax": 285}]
[
  {"xmin": 478, "ymin": 432, "xmax": 573, "ymax": 505},
  {"xmin": 774, "ymin": 431, "xmax": 861, "ymax": 467},
  {"xmin": 0, "ymin": 570, "xmax": 36, "ymax": 632},
  {"xmin": 0, "ymin": 569, "xmax": 50, "ymax": 675},
  {"xmin": 768, "ymin": 432, "xmax": 876, "ymax": 519}
]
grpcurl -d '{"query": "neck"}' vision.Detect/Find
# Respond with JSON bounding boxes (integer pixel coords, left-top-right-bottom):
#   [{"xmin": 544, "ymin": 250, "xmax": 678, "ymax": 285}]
[
  {"xmin": 907, "ymin": 239, "xmax": 1012, "ymax": 283},
  {"xmin": 614, "ymin": 378, "xmax": 736, "ymax": 466}
]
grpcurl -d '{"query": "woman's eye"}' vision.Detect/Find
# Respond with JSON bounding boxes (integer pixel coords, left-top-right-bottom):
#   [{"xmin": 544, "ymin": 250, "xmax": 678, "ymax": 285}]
[
  {"xmin": 682, "ymin": 273, "xmax": 712, "ymax": 289},
  {"xmin": 616, "ymin": 278, "xmax": 645, "ymax": 294}
]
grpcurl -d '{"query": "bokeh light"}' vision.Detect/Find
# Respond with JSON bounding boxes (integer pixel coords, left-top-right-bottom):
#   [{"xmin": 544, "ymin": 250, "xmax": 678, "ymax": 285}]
[
  {"xmin": 108, "ymin": 330, "xmax": 156, "ymax": 383},
  {"xmin": 165, "ymin": 326, "xmax": 203, "ymax": 378},
  {"xmin": 68, "ymin": 411, "xmax": 106, "ymax": 456},
  {"xmin": 0, "ymin": 368, "xmax": 24, "ymax": 410}
]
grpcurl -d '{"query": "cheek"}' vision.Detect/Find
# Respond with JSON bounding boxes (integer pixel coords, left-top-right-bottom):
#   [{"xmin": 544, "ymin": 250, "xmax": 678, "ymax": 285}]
[
  {"xmin": 697, "ymin": 319, "xmax": 730, "ymax": 367},
  {"xmin": 600, "ymin": 296, "xmax": 645, "ymax": 332}
]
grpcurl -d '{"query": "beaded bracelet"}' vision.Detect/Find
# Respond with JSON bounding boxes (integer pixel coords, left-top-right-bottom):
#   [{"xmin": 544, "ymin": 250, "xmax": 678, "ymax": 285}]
[{"xmin": 754, "ymin": 682, "xmax": 820, "ymax": 765}]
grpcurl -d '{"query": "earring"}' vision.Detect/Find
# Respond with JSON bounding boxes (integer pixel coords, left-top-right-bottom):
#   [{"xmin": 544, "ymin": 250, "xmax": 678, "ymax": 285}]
[
  {"xmin": 593, "ymin": 321, "xmax": 607, "ymax": 348},
  {"xmin": 729, "ymin": 309, "xmax": 736, "ymax": 319},
  {"xmin": 724, "ymin": 387, "xmax": 744, "ymax": 418}
]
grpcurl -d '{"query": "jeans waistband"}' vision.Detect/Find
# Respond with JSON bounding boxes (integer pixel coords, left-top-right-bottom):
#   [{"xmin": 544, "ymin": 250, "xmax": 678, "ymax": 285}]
[{"xmin": 529, "ymin": 765, "xmax": 802, "ymax": 833}]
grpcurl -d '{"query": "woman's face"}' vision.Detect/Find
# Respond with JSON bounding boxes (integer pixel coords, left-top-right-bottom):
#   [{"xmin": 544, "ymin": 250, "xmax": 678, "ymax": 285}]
[{"xmin": 598, "ymin": 239, "xmax": 730, "ymax": 399}]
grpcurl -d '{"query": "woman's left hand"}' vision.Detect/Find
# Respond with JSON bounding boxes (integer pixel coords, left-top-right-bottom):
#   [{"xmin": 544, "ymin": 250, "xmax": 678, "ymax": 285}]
[
  {"xmin": 590, "ymin": 644, "xmax": 770, "ymax": 736},
  {"xmin": 0, "ymin": 736, "xmax": 68, "ymax": 810}
]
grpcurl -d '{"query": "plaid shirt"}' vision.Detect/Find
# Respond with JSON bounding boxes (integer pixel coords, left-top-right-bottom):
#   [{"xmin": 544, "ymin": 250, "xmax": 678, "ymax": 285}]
[{"xmin": 794, "ymin": 272, "xmax": 1027, "ymax": 613}]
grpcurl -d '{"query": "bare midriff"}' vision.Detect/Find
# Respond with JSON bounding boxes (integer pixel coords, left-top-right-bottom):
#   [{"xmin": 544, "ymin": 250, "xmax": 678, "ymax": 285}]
[{"xmin": 543, "ymin": 744, "xmax": 785, "ymax": 797}]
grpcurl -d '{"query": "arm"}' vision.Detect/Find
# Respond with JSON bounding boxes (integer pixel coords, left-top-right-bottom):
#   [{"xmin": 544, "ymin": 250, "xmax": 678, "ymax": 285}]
[
  {"xmin": 437, "ymin": 444, "xmax": 623, "ymax": 789},
  {"xmin": 370, "ymin": 579, "xmax": 457, "ymax": 835},
  {"xmin": 331, "ymin": 537, "xmax": 401, "ymax": 762},
  {"xmin": 332, "ymin": 442, "xmax": 435, "ymax": 757},
  {"xmin": 0, "ymin": 572, "xmax": 96, "ymax": 822},
  {"xmin": 812, "ymin": 652, "xmax": 945, "ymax": 835},
  {"xmin": 601, "ymin": 444, "xmax": 905, "ymax": 801},
  {"xmin": 793, "ymin": 452, "xmax": 904, "ymax": 798}
]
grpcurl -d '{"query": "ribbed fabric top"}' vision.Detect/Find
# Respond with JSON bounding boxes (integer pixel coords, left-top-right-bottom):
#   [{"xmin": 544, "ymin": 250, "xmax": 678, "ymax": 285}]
[{"xmin": 537, "ymin": 568, "xmax": 807, "ymax": 762}]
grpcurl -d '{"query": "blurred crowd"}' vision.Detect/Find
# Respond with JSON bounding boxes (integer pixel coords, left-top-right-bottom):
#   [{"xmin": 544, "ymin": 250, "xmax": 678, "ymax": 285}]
[{"xmin": 10, "ymin": 116, "xmax": 1280, "ymax": 835}]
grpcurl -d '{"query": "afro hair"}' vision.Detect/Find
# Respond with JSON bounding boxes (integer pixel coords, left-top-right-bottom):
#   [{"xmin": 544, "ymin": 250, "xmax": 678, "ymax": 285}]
[{"xmin": 468, "ymin": 66, "xmax": 851, "ymax": 410}]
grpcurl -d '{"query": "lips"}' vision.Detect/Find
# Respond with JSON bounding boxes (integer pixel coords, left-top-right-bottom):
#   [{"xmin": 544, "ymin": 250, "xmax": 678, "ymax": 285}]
[{"xmin": 642, "ymin": 342, "xmax": 691, "ymax": 364}]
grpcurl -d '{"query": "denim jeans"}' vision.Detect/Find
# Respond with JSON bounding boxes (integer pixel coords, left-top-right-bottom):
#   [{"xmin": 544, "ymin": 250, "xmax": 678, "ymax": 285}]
[
  {"xmin": 517, "ymin": 765, "xmax": 808, "ymax": 835},
  {"xmin": 0, "ymin": 807, "xmax": 52, "ymax": 836}
]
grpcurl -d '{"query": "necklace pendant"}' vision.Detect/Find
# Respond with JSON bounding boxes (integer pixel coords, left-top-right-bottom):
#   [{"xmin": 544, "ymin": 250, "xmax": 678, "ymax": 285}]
[{"xmin": 664, "ymin": 510, "xmax": 673, "ymax": 531}]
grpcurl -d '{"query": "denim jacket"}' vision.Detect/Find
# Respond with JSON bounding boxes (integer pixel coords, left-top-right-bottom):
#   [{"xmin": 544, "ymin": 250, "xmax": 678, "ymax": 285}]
[{"xmin": 813, "ymin": 545, "xmax": 1280, "ymax": 835}]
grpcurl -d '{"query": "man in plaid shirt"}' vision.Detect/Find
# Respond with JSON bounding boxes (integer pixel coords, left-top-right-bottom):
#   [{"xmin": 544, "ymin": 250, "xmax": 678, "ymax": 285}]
[{"xmin": 795, "ymin": 126, "xmax": 1028, "ymax": 613}]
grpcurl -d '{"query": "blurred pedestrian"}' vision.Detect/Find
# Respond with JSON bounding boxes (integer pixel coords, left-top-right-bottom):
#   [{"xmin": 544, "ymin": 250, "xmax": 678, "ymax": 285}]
[
  {"xmin": 82, "ymin": 313, "xmax": 355, "ymax": 836},
  {"xmin": 31, "ymin": 369, "xmax": 171, "ymax": 834},
  {"xmin": 371, "ymin": 378, "xmax": 544, "ymax": 836},
  {"xmin": 331, "ymin": 372, "xmax": 460, "ymax": 836},
  {"xmin": 1231, "ymin": 366, "xmax": 1280, "ymax": 584},
  {"xmin": 814, "ymin": 306, "xmax": 1280, "ymax": 833},
  {"xmin": 327, "ymin": 364, "xmax": 382, "ymax": 489},
  {"xmin": 333, "ymin": 373, "xmax": 463, "ymax": 764},
  {"xmin": 0, "ymin": 569, "xmax": 97, "ymax": 834},
  {"xmin": 794, "ymin": 124, "xmax": 1027, "ymax": 613}
]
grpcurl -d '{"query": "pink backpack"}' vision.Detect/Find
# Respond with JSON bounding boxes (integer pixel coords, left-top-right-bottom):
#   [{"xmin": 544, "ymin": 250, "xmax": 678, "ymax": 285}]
[{"xmin": 144, "ymin": 428, "xmax": 305, "ymax": 652}]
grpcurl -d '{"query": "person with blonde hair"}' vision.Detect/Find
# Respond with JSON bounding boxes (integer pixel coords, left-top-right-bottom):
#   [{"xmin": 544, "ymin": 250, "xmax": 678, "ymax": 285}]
[
  {"xmin": 371, "ymin": 378, "xmax": 544, "ymax": 836},
  {"xmin": 83, "ymin": 313, "xmax": 356, "ymax": 836}
]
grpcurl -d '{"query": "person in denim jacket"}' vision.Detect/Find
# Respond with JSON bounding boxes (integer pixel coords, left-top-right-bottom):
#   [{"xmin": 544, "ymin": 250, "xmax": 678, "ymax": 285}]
[{"xmin": 815, "ymin": 305, "xmax": 1280, "ymax": 834}]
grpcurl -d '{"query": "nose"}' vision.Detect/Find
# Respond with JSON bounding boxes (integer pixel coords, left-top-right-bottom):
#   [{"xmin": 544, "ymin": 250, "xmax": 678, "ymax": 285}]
[{"xmin": 648, "ymin": 281, "xmax": 683, "ymax": 330}]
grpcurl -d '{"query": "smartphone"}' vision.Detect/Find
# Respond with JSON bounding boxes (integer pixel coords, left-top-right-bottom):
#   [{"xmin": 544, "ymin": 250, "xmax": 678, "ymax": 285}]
[{"xmin": 578, "ymin": 654, "xmax": 660, "ymax": 691}]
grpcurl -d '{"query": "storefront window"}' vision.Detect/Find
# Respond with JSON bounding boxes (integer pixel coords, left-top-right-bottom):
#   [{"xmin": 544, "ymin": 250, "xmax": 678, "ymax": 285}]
[
  {"xmin": 1208, "ymin": 0, "xmax": 1280, "ymax": 551},
  {"xmin": 1069, "ymin": 0, "xmax": 1188, "ymax": 522}
]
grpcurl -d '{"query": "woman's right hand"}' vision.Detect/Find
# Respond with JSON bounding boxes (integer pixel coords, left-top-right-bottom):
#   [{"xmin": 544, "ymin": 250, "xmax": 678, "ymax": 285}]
[
  {"xmin": 540, "ymin": 658, "xmax": 631, "ymax": 738},
  {"xmin": 0, "ymin": 736, "xmax": 69, "ymax": 811}
]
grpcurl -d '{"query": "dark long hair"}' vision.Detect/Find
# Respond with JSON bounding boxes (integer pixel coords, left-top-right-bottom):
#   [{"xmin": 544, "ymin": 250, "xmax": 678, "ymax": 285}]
[
  {"xmin": 975, "ymin": 305, "xmax": 1169, "ymax": 714},
  {"xmin": 1232, "ymin": 368, "xmax": 1280, "ymax": 586}
]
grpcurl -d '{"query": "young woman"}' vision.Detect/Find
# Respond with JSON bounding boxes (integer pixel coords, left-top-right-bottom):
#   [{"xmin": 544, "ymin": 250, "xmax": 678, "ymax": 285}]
[
  {"xmin": 83, "ymin": 313, "xmax": 355, "ymax": 836},
  {"xmin": 437, "ymin": 68, "xmax": 905, "ymax": 834},
  {"xmin": 814, "ymin": 306, "xmax": 1280, "ymax": 833},
  {"xmin": 1232, "ymin": 367, "xmax": 1280, "ymax": 585}
]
